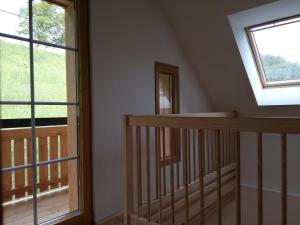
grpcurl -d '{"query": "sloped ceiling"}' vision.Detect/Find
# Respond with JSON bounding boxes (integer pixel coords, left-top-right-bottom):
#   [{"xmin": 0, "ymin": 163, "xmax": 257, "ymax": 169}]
[{"xmin": 158, "ymin": 0, "xmax": 300, "ymax": 116}]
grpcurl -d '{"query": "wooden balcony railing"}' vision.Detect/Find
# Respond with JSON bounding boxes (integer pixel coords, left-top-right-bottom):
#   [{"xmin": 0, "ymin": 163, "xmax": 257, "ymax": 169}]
[{"xmin": 1, "ymin": 125, "xmax": 69, "ymax": 203}]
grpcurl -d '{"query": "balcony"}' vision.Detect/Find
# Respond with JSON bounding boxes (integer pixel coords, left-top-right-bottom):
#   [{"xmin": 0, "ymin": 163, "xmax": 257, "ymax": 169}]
[{"xmin": 1, "ymin": 125, "xmax": 77, "ymax": 225}]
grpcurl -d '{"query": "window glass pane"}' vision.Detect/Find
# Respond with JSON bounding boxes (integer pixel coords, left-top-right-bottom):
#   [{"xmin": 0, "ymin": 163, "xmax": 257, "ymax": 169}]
[
  {"xmin": 34, "ymin": 45, "xmax": 77, "ymax": 103},
  {"xmin": 35, "ymin": 105, "xmax": 67, "ymax": 118},
  {"xmin": 33, "ymin": 0, "xmax": 75, "ymax": 48},
  {"xmin": 159, "ymin": 73, "xmax": 172, "ymax": 114},
  {"xmin": 0, "ymin": 104, "xmax": 31, "ymax": 119},
  {"xmin": 37, "ymin": 159, "xmax": 79, "ymax": 224},
  {"xmin": 252, "ymin": 19, "xmax": 300, "ymax": 83},
  {"xmin": 0, "ymin": 37, "xmax": 30, "ymax": 101},
  {"xmin": 2, "ymin": 168, "xmax": 34, "ymax": 225},
  {"xmin": 0, "ymin": 0, "xmax": 29, "ymax": 38},
  {"xmin": 1, "ymin": 104, "xmax": 33, "ymax": 225},
  {"xmin": 35, "ymin": 105, "xmax": 78, "ymax": 158}
]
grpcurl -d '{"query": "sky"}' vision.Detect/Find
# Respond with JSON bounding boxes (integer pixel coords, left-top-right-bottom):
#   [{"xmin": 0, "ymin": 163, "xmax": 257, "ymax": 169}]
[
  {"xmin": 0, "ymin": 0, "xmax": 28, "ymax": 37},
  {"xmin": 0, "ymin": 0, "xmax": 65, "ymax": 54},
  {"xmin": 253, "ymin": 21, "xmax": 300, "ymax": 64}
]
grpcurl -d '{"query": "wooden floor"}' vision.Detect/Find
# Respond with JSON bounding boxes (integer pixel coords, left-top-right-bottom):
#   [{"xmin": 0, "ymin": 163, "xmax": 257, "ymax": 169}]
[
  {"xmin": 101, "ymin": 217, "xmax": 124, "ymax": 225},
  {"xmin": 3, "ymin": 190, "xmax": 70, "ymax": 225}
]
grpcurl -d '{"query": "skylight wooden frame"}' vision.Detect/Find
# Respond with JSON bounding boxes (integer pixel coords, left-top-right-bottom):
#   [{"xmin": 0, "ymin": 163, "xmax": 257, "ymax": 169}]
[{"xmin": 246, "ymin": 14, "xmax": 300, "ymax": 88}]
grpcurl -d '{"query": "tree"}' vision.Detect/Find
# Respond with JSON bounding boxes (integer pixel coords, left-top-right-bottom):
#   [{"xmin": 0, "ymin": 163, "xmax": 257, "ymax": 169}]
[
  {"xmin": 18, "ymin": 1, "xmax": 65, "ymax": 46},
  {"xmin": 261, "ymin": 54, "xmax": 300, "ymax": 82}
]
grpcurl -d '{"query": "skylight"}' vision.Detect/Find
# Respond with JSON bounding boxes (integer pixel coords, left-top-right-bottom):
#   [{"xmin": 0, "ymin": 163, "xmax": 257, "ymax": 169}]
[
  {"xmin": 229, "ymin": 1, "xmax": 300, "ymax": 106},
  {"xmin": 247, "ymin": 16, "xmax": 300, "ymax": 87}
]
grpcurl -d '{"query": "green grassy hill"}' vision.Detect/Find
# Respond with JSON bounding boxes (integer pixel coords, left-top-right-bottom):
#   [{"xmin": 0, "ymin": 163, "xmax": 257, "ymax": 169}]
[{"xmin": 0, "ymin": 39, "xmax": 68, "ymax": 119}]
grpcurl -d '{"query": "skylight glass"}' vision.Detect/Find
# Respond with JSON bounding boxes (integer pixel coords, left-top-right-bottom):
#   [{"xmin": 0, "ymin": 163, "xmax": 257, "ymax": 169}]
[{"xmin": 248, "ymin": 16, "xmax": 300, "ymax": 86}]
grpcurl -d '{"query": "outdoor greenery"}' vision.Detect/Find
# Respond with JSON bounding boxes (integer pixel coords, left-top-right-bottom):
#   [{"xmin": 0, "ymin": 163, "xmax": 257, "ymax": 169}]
[
  {"xmin": 18, "ymin": 1, "xmax": 65, "ymax": 46},
  {"xmin": 0, "ymin": 39, "xmax": 67, "ymax": 119},
  {"xmin": 261, "ymin": 54, "xmax": 300, "ymax": 82}
]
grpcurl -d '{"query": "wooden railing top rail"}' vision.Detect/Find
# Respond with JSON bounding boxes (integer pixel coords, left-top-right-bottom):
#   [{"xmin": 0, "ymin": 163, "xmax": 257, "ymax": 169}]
[
  {"xmin": 166, "ymin": 111, "xmax": 237, "ymax": 118},
  {"xmin": 127, "ymin": 115, "xmax": 300, "ymax": 133},
  {"xmin": 1, "ymin": 125, "xmax": 67, "ymax": 139}
]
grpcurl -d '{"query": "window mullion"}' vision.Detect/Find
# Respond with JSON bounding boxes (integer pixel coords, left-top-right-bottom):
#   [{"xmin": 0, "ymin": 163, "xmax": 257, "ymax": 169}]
[{"xmin": 28, "ymin": 0, "xmax": 38, "ymax": 224}]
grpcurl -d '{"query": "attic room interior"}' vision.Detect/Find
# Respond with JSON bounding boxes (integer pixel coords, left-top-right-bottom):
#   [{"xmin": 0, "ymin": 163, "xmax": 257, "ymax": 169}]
[{"xmin": 1, "ymin": 0, "xmax": 300, "ymax": 225}]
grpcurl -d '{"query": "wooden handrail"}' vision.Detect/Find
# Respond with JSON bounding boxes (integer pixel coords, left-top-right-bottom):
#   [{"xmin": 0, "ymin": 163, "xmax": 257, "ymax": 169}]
[
  {"xmin": 1, "ymin": 125, "xmax": 67, "ymax": 140},
  {"xmin": 128, "ymin": 116, "xmax": 300, "ymax": 133}
]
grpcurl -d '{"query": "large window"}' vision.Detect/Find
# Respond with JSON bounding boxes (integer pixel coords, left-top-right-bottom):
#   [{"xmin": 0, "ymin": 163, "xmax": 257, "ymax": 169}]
[
  {"xmin": 247, "ymin": 15, "xmax": 300, "ymax": 87},
  {"xmin": 0, "ymin": 0, "xmax": 92, "ymax": 224}
]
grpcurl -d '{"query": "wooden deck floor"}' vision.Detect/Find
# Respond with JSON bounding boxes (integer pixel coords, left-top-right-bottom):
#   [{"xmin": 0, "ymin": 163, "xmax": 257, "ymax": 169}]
[{"xmin": 3, "ymin": 190, "xmax": 70, "ymax": 225}]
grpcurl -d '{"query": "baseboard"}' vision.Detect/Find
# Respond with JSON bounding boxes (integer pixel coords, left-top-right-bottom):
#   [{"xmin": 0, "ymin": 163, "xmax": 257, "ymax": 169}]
[
  {"xmin": 95, "ymin": 211, "xmax": 123, "ymax": 225},
  {"xmin": 241, "ymin": 183, "xmax": 300, "ymax": 198}
]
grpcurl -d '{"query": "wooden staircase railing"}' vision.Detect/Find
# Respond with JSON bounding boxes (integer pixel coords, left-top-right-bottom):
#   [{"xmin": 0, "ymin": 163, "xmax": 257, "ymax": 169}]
[{"xmin": 123, "ymin": 113, "xmax": 300, "ymax": 225}]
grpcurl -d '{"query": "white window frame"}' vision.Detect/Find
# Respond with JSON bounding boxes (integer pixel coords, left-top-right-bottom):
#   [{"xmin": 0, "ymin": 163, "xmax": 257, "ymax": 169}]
[{"xmin": 229, "ymin": 1, "xmax": 300, "ymax": 106}]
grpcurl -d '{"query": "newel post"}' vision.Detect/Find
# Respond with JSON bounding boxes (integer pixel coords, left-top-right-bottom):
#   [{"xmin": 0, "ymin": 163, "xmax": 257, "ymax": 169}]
[{"xmin": 123, "ymin": 115, "xmax": 133, "ymax": 225}]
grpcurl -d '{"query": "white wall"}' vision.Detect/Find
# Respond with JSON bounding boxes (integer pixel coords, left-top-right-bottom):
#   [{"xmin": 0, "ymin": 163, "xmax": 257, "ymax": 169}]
[{"xmin": 89, "ymin": 0, "xmax": 212, "ymax": 222}]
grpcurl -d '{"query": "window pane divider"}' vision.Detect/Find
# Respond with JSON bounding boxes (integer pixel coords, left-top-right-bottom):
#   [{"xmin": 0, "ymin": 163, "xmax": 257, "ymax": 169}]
[
  {"xmin": 0, "ymin": 101, "xmax": 79, "ymax": 105},
  {"xmin": 0, "ymin": 32, "xmax": 77, "ymax": 52},
  {"xmin": 0, "ymin": 32, "xmax": 30, "ymax": 43},
  {"xmin": 28, "ymin": 0, "xmax": 38, "ymax": 223},
  {"xmin": 1, "ymin": 156, "xmax": 79, "ymax": 173}
]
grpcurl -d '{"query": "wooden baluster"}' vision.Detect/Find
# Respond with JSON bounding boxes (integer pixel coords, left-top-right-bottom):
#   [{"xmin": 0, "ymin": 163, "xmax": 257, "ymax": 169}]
[
  {"xmin": 216, "ymin": 130, "xmax": 222, "ymax": 225},
  {"xmin": 211, "ymin": 130, "xmax": 215, "ymax": 172},
  {"xmin": 1, "ymin": 140, "xmax": 12, "ymax": 202},
  {"xmin": 156, "ymin": 128, "xmax": 162, "ymax": 224},
  {"xmin": 50, "ymin": 135, "xmax": 59, "ymax": 189},
  {"xmin": 281, "ymin": 133, "xmax": 287, "ymax": 225},
  {"xmin": 60, "ymin": 133, "xmax": 68, "ymax": 186},
  {"xmin": 236, "ymin": 131, "xmax": 241, "ymax": 225},
  {"xmin": 155, "ymin": 128, "xmax": 158, "ymax": 199},
  {"xmin": 228, "ymin": 131, "xmax": 231, "ymax": 165},
  {"xmin": 198, "ymin": 130, "xmax": 205, "ymax": 225},
  {"xmin": 257, "ymin": 132, "xmax": 263, "ymax": 225},
  {"xmin": 183, "ymin": 128, "xmax": 189, "ymax": 225},
  {"xmin": 207, "ymin": 131, "xmax": 211, "ymax": 174},
  {"xmin": 146, "ymin": 127, "xmax": 151, "ymax": 222},
  {"xmin": 231, "ymin": 131, "xmax": 235, "ymax": 163},
  {"xmin": 187, "ymin": 129, "xmax": 191, "ymax": 183},
  {"xmin": 233, "ymin": 131, "xmax": 237, "ymax": 163},
  {"xmin": 223, "ymin": 131, "xmax": 226, "ymax": 166},
  {"xmin": 162, "ymin": 128, "xmax": 166, "ymax": 196},
  {"xmin": 212, "ymin": 130, "xmax": 216, "ymax": 171},
  {"xmin": 220, "ymin": 131, "xmax": 223, "ymax": 167},
  {"xmin": 136, "ymin": 126, "xmax": 142, "ymax": 216},
  {"xmin": 176, "ymin": 132, "xmax": 180, "ymax": 189},
  {"xmin": 193, "ymin": 129, "xmax": 196, "ymax": 182},
  {"xmin": 14, "ymin": 139, "xmax": 25, "ymax": 199},
  {"xmin": 27, "ymin": 138, "xmax": 33, "ymax": 195},
  {"xmin": 206, "ymin": 130, "xmax": 209, "ymax": 175},
  {"xmin": 226, "ymin": 130, "xmax": 230, "ymax": 166},
  {"xmin": 123, "ymin": 116, "xmax": 133, "ymax": 225},
  {"xmin": 39, "ymin": 136, "xmax": 48, "ymax": 192},
  {"xmin": 170, "ymin": 130, "xmax": 175, "ymax": 225},
  {"xmin": 222, "ymin": 131, "xmax": 226, "ymax": 167}
]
